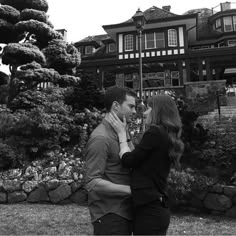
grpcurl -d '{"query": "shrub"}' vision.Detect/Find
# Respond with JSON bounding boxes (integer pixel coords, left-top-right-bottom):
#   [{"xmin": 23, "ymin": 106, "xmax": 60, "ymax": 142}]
[{"xmin": 0, "ymin": 142, "xmax": 18, "ymax": 170}]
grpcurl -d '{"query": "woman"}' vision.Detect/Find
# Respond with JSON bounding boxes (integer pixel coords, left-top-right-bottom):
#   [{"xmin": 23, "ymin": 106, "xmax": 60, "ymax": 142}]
[{"xmin": 108, "ymin": 94, "xmax": 184, "ymax": 235}]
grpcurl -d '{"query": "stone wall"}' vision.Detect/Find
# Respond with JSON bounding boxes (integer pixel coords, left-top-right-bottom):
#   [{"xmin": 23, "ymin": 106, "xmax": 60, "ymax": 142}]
[
  {"xmin": 180, "ymin": 184, "xmax": 236, "ymax": 218},
  {"xmin": 0, "ymin": 179, "xmax": 87, "ymax": 205}
]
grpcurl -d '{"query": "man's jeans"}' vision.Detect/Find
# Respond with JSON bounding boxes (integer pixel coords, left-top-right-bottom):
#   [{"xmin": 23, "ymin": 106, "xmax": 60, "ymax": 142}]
[{"xmin": 92, "ymin": 213, "xmax": 132, "ymax": 235}]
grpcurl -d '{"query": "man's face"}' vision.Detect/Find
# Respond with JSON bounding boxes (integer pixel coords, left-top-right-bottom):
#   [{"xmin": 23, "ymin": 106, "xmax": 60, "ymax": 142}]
[{"xmin": 116, "ymin": 95, "xmax": 136, "ymax": 123}]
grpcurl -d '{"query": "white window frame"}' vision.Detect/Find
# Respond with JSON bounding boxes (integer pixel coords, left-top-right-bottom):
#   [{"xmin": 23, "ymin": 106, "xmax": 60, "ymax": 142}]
[
  {"xmin": 223, "ymin": 16, "xmax": 233, "ymax": 32},
  {"xmin": 124, "ymin": 34, "xmax": 134, "ymax": 51},
  {"xmin": 168, "ymin": 29, "xmax": 178, "ymax": 47}
]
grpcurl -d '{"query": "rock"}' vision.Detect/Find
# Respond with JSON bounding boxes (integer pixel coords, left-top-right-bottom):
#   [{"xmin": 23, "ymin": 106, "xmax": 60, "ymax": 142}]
[
  {"xmin": 225, "ymin": 206, "xmax": 236, "ymax": 218},
  {"xmin": 45, "ymin": 179, "xmax": 60, "ymax": 191},
  {"xmin": 70, "ymin": 181, "xmax": 82, "ymax": 192},
  {"xmin": 48, "ymin": 184, "xmax": 71, "ymax": 203},
  {"xmin": 70, "ymin": 189, "xmax": 88, "ymax": 205},
  {"xmin": 60, "ymin": 179, "xmax": 74, "ymax": 185},
  {"xmin": 22, "ymin": 181, "xmax": 38, "ymax": 193},
  {"xmin": 232, "ymin": 196, "xmax": 236, "ymax": 205},
  {"xmin": 27, "ymin": 186, "xmax": 49, "ymax": 203},
  {"xmin": 224, "ymin": 186, "xmax": 236, "ymax": 197},
  {"xmin": 8, "ymin": 191, "xmax": 27, "ymax": 203},
  {"xmin": 208, "ymin": 184, "xmax": 223, "ymax": 193},
  {"xmin": 3, "ymin": 180, "xmax": 22, "ymax": 192},
  {"xmin": 190, "ymin": 195, "xmax": 204, "ymax": 209},
  {"xmin": 0, "ymin": 192, "xmax": 7, "ymax": 203},
  {"xmin": 191, "ymin": 188, "xmax": 208, "ymax": 200},
  {"xmin": 204, "ymin": 193, "xmax": 232, "ymax": 211}
]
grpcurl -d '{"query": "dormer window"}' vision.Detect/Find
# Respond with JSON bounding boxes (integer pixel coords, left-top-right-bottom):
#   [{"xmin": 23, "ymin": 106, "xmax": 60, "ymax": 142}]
[
  {"xmin": 215, "ymin": 18, "xmax": 221, "ymax": 29},
  {"xmin": 85, "ymin": 45, "xmax": 93, "ymax": 54},
  {"xmin": 223, "ymin": 16, "xmax": 233, "ymax": 32},
  {"xmin": 168, "ymin": 29, "xmax": 178, "ymax": 47},
  {"xmin": 124, "ymin": 34, "xmax": 134, "ymax": 51},
  {"xmin": 108, "ymin": 43, "xmax": 116, "ymax": 52}
]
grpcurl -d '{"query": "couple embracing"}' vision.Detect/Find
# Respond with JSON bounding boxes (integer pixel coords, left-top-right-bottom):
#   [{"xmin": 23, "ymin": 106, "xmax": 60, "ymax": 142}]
[{"xmin": 85, "ymin": 86, "xmax": 184, "ymax": 235}]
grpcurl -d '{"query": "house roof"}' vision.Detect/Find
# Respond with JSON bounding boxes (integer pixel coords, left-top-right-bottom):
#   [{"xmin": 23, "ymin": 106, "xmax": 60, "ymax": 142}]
[
  {"xmin": 103, "ymin": 6, "xmax": 179, "ymax": 30},
  {"xmin": 184, "ymin": 8, "xmax": 222, "ymax": 40},
  {"xmin": 74, "ymin": 34, "xmax": 113, "ymax": 47},
  {"xmin": 123, "ymin": 6, "xmax": 177, "ymax": 24}
]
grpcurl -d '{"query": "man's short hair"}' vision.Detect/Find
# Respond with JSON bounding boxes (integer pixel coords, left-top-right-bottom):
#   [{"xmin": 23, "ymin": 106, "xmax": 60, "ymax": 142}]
[{"xmin": 104, "ymin": 86, "xmax": 136, "ymax": 111}]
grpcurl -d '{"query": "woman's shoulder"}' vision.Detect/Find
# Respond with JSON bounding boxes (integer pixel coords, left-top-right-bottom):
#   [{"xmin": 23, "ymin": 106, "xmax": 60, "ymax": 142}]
[
  {"xmin": 148, "ymin": 124, "xmax": 165, "ymax": 133},
  {"xmin": 146, "ymin": 124, "xmax": 168, "ymax": 140}
]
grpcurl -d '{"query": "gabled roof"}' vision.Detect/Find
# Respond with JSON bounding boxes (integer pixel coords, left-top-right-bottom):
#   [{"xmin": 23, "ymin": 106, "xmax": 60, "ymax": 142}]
[
  {"xmin": 74, "ymin": 34, "xmax": 113, "ymax": 47},
  {"xmin": 123, "ymin": 6, "xmax": 177, "ymax": 23}
]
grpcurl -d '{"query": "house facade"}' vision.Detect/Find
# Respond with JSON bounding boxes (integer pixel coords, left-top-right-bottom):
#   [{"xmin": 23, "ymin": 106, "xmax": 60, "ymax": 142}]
[{"xmin": 74, "ymin": 2, "xmax": 236, "ymax": 105}]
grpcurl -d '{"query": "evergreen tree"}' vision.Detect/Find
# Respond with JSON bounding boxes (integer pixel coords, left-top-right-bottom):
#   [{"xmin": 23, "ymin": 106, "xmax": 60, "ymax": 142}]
[{"xmin": 0, "ymin": 0, "xmax": 81, "ymax": 105}]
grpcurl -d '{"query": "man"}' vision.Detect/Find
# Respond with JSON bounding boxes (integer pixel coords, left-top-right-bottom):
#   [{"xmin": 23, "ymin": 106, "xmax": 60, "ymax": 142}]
[{"xmin": 85, "ymin": 86, "xmax": 137, "ymax": 235}]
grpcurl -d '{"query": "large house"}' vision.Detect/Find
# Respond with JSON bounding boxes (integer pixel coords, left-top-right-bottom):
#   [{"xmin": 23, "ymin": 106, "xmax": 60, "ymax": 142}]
[{"xmin": 74, "ymin": 2, "xmax": 236, "ymax": 104}]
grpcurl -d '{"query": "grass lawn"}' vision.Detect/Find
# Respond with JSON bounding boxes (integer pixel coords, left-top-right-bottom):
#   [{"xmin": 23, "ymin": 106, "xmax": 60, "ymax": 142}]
[{"xmin": 0, "ymin": 204, "xmax": 236, "ymax": 235}]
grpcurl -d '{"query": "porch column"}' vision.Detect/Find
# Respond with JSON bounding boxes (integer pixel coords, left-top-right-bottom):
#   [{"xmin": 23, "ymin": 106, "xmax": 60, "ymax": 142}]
[
  {"xmin": 178, "ymin": 61, "xmax": 184, "ymax": 85},
  {"xmin": 185, "ymin": 60, "xmax": 191, "ymax": 82},
  {"xmin": 206, "ymin": 59, "xmax": 212, "ymax": 81},
  {"xmin": 198, "ymin": 60, "xmax": 203, "ymax": 81}
]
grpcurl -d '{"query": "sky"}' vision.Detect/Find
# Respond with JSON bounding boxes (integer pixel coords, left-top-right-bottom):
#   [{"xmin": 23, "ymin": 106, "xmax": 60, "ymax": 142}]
[{"xmin": 47, "ymin": 0, "xmax": 223, "ymax": 43}]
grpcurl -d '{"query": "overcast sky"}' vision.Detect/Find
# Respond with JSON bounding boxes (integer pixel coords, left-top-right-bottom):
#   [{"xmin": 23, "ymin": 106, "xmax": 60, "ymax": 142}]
[{"xmin": 47, "ymin": 0, "xmax": 223, "ymax": 43}]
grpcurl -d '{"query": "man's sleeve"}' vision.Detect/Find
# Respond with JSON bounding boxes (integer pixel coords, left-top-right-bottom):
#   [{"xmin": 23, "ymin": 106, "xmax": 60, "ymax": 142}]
[{"xmin": 85, "ymin": 135, "xmax": 109, "ymax": 192}]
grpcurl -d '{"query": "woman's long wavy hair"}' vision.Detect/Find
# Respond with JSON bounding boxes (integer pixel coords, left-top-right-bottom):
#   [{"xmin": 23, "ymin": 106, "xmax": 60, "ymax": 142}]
[{"xmin": 146, "ymin": 94, "xmax": 184, "ymax": 168}]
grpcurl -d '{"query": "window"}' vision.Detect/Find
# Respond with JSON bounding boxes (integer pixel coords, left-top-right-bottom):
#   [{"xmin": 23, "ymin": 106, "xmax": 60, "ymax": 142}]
[
  {"xmin": 215, "ymin": 18, "xmax": 221, "ymax": 29},
  {"xmin": 156, "ymin": 32, "xmax": 165, "ymax": 48},
  {"xmin": 85, "ymin": 45, "xmax": 93, "ymax": 54},
  {"xmin": 228, "ymin": 40, "xmax": 236, "ymax": 46},
  {"xmin": 156, "ymin": 72, "xmax": 165, "ymax": 78},
  {"xmin": 108, "ymin": 43, "xmax": 116, "ymax": 52},
  {"xmin": 171, "ymin": 71, "xmax": 180, "ymax": 86},
  {"xmin": 168, "ymin": 29, "xmax": 178, "ymax": 47},
  {"xmin": 223, "ymin": 16, "xmax": 233, "ymax": 32},
  {"xmin": 78, "ymin": 46, "xmax": 84, "ymax": 54},
  {"xmin": 146, "ymin": 33, "xmax": 155, "ymax": 49},
  {"xmin": 124, "ymin": 34, "xmax": 133, "ymax": 51},
  {"xmin": 233, "ymin": 16, "xmax": 236, "ymax": 31}
]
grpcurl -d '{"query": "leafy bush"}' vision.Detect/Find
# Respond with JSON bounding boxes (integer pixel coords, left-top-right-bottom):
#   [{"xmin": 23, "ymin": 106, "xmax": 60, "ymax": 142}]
[
  {"xmin": 167, "ymin": 168, "xmax": 216, "ymax": 203},
  {"xmin": 0, "ymin": 142, "xmax": 18, "ymax": 170}
]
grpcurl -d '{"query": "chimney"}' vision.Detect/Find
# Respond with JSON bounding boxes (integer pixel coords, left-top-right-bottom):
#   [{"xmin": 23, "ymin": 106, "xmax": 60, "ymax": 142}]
[
  {"xmin": 220, "ymin": 2, "xmax": 231, "ymax": 11},
  {"xmin": 162, "ymin": 5, "xmax": 171, "ymax": 12}
]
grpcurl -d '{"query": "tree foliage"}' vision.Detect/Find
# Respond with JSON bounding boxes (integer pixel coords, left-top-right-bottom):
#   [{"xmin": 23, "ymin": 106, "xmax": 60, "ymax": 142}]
[
  {"xmin": 43, "ymin": 39, "xmax": 81, "ymax": 74},
  {"xmin": 0, "ymin": 0, "xmax": 81, "ymax": 104},
  {"xmin": 0, "ymin": 0, "xmax": 49, "ymax": 12}
]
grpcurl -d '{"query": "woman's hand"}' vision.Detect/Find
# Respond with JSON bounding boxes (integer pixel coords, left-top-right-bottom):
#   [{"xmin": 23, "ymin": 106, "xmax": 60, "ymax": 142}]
[{"xmin": 108, "ymin": 112, "xmax": 127, "ymax": 137}]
